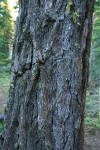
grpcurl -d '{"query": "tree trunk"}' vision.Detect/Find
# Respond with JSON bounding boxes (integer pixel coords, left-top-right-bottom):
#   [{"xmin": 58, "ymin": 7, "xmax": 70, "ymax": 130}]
[{"xmin": 3, "ymin": 0, "xmax": 94, "ymax": 150}]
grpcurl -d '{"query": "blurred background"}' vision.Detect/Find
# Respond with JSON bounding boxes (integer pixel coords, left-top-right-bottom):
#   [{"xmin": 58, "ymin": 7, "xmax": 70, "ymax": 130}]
[{"xmin": 0, "ymin": 0, "xmax": 100, "ymax": 149}]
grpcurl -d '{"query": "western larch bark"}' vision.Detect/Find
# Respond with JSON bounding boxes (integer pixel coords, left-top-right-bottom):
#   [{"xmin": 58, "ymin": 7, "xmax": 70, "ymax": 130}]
[{"xmin": 3, "ymin": 0, "xmax": 94, "ymax": 150}]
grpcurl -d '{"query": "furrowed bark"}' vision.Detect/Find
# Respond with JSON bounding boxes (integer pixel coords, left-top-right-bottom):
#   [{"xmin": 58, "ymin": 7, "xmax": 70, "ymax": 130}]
[{"xmin": 3, "ymin": 0, "xmax": 94, "ymax": 150}]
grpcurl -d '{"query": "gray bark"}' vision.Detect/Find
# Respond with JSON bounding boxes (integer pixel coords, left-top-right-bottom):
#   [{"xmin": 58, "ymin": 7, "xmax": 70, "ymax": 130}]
[{"xmin": 3, "ymin": 0, "xmax": 94, "ymax": 150}]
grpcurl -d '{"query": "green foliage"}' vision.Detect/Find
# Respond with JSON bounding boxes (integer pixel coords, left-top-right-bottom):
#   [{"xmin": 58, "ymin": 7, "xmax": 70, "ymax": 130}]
[
  {"xmin": 0, "ymin": 52, "xmax": 11, "ymax": 65},
  {"xmin": 85, "ymin": 116, "xmax": 100, "ymax": 129},
  {"xmin": 0, "ymin": 0, "xmax": 13, "ymax": 56},
  {"xmin": 0, "ymin": 0, "xmax": 13, "ymax": 114},
  {"xmin": 0, "ymin": 121, "xmax": 4, "ymax": 132},
  {"xmin": 0, "ymin": 54, "xmax": 11, "ymax": 97}
]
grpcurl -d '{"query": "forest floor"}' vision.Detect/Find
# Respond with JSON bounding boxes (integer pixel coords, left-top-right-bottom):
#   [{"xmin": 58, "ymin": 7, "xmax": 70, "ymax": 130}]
[
  {"xmin": 0, "ymin": 90, "xmax": 7, "ymax": 113},
  {"xmin": 85, "ymin": 129, "xmax": 100, "ymax": 150}
]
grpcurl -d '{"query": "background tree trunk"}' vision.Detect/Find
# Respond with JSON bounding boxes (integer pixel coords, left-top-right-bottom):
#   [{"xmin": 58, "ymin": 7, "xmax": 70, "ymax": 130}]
[{"xmin": 3, "ymin": 0, "xmax": 94, "ymax": 150}]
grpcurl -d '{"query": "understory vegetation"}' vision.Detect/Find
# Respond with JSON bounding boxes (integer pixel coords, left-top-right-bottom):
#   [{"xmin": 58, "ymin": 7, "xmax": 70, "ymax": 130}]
[
  {"xmin": 0, "ymin": 53, "xmax": 11, "ymax": 96},
  {"xmin": 0, "ymin": 121, "xmax": 4, "ymax": 132},
  {"xmin": 85, "ymin": 0, "xmax": 100, "ymax": 131}
]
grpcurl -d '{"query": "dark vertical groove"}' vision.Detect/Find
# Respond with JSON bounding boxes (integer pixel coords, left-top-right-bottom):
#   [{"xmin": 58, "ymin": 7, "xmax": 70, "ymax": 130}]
[{"xmin": 79, "ymin": 0, "xmax": 94, "ymax": 150}]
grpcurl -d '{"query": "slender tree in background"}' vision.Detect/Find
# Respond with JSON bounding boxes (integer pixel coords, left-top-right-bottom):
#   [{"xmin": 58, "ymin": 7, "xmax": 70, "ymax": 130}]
[
  {"xmin": 0, "ymin": 0, "xmax": 13, "ymax": 57},
  {"xmin": 3, "ymin": 0, "xmax": 94, "ymax": 150},
  {"xmin": 90, "ymin": 0, "xmax": 100, "ymax": 84}
]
